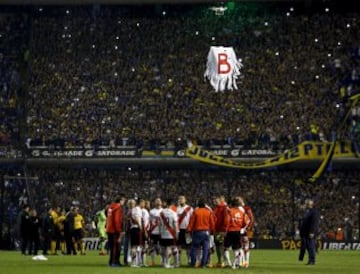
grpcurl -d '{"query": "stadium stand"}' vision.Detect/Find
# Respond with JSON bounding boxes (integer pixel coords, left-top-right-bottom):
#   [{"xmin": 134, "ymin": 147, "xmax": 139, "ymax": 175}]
[
  {"xmin": 0, "ymin": 1, "xmax": 359, "ymax": 248},
  {"xmin": 0, "ymin": 14, "xmax": 28, "ymax": 147},
  {"xmin": 25, "ymin": 4, "xmax": 359, "ymax": 148}
]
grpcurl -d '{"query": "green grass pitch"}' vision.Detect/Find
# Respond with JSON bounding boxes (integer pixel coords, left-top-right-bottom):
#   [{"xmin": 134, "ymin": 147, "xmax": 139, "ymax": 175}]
[{"xmin": 0, "ymin": 250, "xmax": 359, "ymax": 274}]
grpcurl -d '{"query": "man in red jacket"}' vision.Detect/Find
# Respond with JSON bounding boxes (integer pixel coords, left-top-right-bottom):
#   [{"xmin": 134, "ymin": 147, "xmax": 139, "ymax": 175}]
[
  {"xmin": 106, "ymin": 196, "xmax": 125, "ymax": 267},
  {"xmin": 187, "ymin": 199, "xmax": 215, "ymax": 268}
]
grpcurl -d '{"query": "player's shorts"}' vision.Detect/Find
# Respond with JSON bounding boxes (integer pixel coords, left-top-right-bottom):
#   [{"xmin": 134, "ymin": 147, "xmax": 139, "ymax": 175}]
[
  {"xmin": 150, "ymin": 234, "xmax": 161, "ymax": 245},
  {"xmin": 224, "ymin": 231, "xmax": 241, "ymax": 250},
  {"xmin": 53, "ymin": 226, "xmax": 61, "ymax": 240},
  {"xmin": 241, "ymin": 235, "xmax": 249, "ymax": 244},
  {"xmin": 130, "ymin": 228, "xmax": 142, "ymax": 246},
  {"xmin": 214, "ymin": 232, "xmax": 225, "ymax": 245},
  {"xmin": 98, "ymin": 228, "xmax": 106, "ymax": 239},
  {"xmin": 160, "ymin": 238, "xmax": 177, "ymax": 247},
  {"xmin": 177, "ymin": 229, "xmax": 190, "ymax": 247},
  {"xmin": 73, "ymin": 229, "xmax": 84, "ymax": 241}
]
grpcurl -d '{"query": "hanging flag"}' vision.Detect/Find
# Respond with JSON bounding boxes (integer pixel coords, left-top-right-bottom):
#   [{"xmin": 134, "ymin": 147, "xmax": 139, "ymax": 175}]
[{"xmin": 204, "ymin": 46, "xmax": 243, "ymax": 92}]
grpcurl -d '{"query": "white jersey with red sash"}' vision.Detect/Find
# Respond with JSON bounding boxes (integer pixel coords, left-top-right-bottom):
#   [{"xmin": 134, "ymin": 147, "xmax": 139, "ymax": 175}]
[
  {"xmin": 176, "ymin": 205, "xmax": 193, "ymax": 230},
  {"xmin": 149, "ymin": 208, "xmax": 163, "ymax": 235},
  {"xmin": 160, "ymin": 208, "xmax": 178, "ymax": 240},
  {"xmin": 130, "ymin": 206, "xmax": 142, "ymax": 229}
]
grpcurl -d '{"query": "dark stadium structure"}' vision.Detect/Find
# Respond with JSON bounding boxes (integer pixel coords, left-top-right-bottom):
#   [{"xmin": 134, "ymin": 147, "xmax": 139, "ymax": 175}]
[{"xmin": 0, "ymin": 0, "xmax": 359, "ymax": 250}]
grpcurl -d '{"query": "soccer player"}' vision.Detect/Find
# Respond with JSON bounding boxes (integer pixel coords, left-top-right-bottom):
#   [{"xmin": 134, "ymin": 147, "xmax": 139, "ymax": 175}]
[
  {"xmin": 148, "ymin": 198, "xmax": 163, "ymax": 266},
  {"xmin": 176, "ymin": 195, "xmax": 193, "ymax": 265},
  {"xmin": 299, "ymin": 199, "xmax": 319, "ymax": 265},
  {"xmin": 159, "ymin": 199, "xmax": 179, "ymax": 268},
  {"xmin": 213, "ymin": 195, "xmax": 228, "ymax": 267},
  {"xmin": 223, "ymin": 199, "xmax": 247, "ymax": 269},
  {"xmin": 49, "ymin": 206, "xmax": 60, "ymax": 255},
  {"xmin": 144, "ymin": 200, "xmax": 151, "ymax": 212},
  {"xmin": 237, "ymin": 196, "xmax": 254, "ymax": 268},
  {"xmin": 128, "ymin": 199, "xmax": 143, "ymax": 267},
  {"xmin": 106, "ymin": 197, "xmax": 124, "ymax": 267},
  {"xmin": 95, "ymin": 206, "xmax": 108, "ymax": 255},
  {"xmin": 139, "ymin": 199, "xmax": 150, "ymax": 266},
  {"xmin": 73, "ymin": 207, "xmax": 85, "ymax": 255},
  {"xmin": 56, "ymin": 209, "xmax": 67, "ymax": 254},
  {"xmin": 187, "ymin": 199, "xmax": 215, "ymax": 268}
]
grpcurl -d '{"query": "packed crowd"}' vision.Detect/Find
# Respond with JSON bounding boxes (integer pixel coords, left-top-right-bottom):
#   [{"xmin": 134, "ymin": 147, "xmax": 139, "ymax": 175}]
[
  {"xmin": 22, "ymin": 3, "xmax": 359, "ymax": 148},
  {"xmin": 1, "ymin": 168, "xmax": 358, "ymax": 246},
  {"xmin": 0, "ymin": 3, "xmax": 358, "ymax": 149},
  {"xmin": 0, "ymin": 14, "xmax": 28, "ymax": 147}
]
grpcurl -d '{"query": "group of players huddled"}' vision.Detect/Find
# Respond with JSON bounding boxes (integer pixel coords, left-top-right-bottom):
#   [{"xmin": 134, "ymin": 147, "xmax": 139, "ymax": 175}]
[
  {"xmin": 19, "ymin": 205, "xmax": 86, "ymax": 256},
  {"xmin": 101, "ymin": 194, "xmax": 254, "ymax": 269},
  {"xmin": 19, "ymin": 194, "xmax": 253, "ymax": 269}
]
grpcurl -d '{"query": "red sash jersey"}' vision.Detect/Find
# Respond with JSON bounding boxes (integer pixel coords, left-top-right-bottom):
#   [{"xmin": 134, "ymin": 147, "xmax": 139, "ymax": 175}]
[{"xmin": 106, "ymin": 203, "xmax": 123, "ymax": 233}]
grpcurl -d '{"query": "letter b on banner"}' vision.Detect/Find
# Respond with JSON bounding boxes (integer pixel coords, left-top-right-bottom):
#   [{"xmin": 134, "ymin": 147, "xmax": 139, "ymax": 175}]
[
  {"xmin": 204, "ymin": 46, "xmax": 242, "ymax": 92},
  {"xmin": 217, "ymin": 53, "xmax": 231, "ymax": 74}
]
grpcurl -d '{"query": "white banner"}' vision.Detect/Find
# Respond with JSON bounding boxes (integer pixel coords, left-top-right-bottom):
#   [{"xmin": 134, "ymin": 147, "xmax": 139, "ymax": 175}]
[{"xmin": 204, "ymin": 46, "xmax": 243, "ymax": 92}]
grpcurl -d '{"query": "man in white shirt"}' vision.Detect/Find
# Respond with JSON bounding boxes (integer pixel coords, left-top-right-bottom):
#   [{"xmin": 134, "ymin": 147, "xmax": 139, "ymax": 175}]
[
  {"xmin": 176, "ymin": 195, "xmax": 193, "ymax": 265},
  {"xmin": 139, "ymin": 199, "xmax": 150, "ymax": 266},
  {"xmin": 128, "ymin": 199, "xmax": 142, "ymax": 267},
  {"xmin": 159, "ymin": 199, "xmax": 179, "ymax": 268}
]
